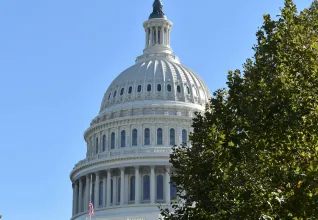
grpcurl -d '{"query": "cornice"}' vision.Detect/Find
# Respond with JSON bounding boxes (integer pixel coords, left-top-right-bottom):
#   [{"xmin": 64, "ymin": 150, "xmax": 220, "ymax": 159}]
[{"xmin": 70, "ymin": 152, "xmax": 170, "ymax": 180}]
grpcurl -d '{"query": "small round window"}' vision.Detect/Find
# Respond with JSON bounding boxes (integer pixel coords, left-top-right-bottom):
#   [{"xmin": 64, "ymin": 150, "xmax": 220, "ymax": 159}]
[
  {"xmin": 177, "ymin": 85, "xmax": 181, "ymax": 93},
  {"xmin": 137, "ymin": 85, "xmax": 142, "ymax": 92},
  {"xmin": 128, "ymin": 86, "xmax": 133, "ymax": 94},
  {"xmin": 167, "ymin": 84, "xmax": 172, "ymax": 92},
  {"xmin": 157, "ymin": 84, "xmax": 162, "ymax": 91},
  {"xmin": 120, "ymin": 88, "xmax": 124, "ymax": 95},
  {"xmin": 147, "ymin": 84, "xmax": 151, "ymax": 92}
]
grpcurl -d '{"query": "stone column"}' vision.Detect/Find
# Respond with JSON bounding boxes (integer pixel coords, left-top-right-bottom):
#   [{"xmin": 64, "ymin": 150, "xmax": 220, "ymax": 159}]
[
  {"xmin": 150, "ymin": 166, "xmax": 155, "ymax": 204},
  {"xmin": 113, "ymin": 176, "xmax": 117, "ymax": 205},
  {"xmin": 74, "ymin": 181, "xmax": 79, "ymax": 215},
  {"xmin": 103, "ymin": 176, "xmax": 107, "ymax": 207},
  {"xmin": 135, "ymin": 166, "xmax": 140, "ymax": 204},
  {"xmin": 155, "ymin": 26, "xmax": 159, "ymax": 44},
  {"xmin": 120, "ymin": 168, "xmax": 125, "ymax": 205},
  {"xmin": 149, "ymin": 28, "xmax": 153, "ymax": 45},
  {"xmin": 78, "ymin": 178, "xmax": 83, "ymax": 213},
  {"xmin": 145, "ymin": 29, "xmax": 148, "ymax": 47},
  {"xmin": 165, "ymin": 166, "xmax": 171, "ymax": 204},
  {"xmin": 164, "ymin": 125, "xmax": 169, "ymax": 146},
  {"xmin": 160, "ymin": 27, "xmax": 164, "ymax": 45},
  {"xmin": 85, "ymin": 175, "xmax": 90, "ymax": 211},
  {"xmin": 94, "ymin": 172, "xmax": 100, "ymax": 208},
  {"xmin": 107, "ymin": 169, "xmax": 111, "ymax": 207}
]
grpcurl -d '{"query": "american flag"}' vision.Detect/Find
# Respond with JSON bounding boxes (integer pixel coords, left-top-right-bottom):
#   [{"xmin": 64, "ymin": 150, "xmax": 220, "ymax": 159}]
[{"xmin": 89, "ymin": 202, "xmax": 94, "ymax": 218}]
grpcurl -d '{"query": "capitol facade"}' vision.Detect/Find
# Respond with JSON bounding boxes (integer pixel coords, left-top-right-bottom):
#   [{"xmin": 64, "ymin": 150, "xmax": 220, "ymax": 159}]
[{"xmin": 70, "ymin": 1, "xmax": 210, "ymax": 219}]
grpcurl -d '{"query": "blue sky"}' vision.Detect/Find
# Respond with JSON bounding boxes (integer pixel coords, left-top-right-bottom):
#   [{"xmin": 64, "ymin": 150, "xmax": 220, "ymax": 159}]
[{"xmin": 0, "ymin": 0, "xmax": 313, "ymax": 219}]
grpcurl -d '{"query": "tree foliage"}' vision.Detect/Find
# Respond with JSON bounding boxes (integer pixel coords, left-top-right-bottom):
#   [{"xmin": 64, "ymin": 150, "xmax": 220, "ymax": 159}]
[{"xmin": 161, "ymin": 0, "xmax": 318, "ymax": 219}]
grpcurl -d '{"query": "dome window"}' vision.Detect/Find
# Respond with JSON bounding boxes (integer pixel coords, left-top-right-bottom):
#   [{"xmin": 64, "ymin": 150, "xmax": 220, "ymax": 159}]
[
  {"xmin": 177, "ymin": 85, "xmax": 181, "ymax": 93},
  {"xmin": 132, "ymin": 129, "xmax": 138, "ymax": 146},
  {"xmin": 167, "ymin": 84, "xmax": 172, "ymax": 92},
  {"xmin": 147, "ymin": 84, "xmax": 152, "ymax": 92},
  {"xmin": 108, "ymin": 93, "xmax": 111, "ymax": 100},
  {"xmin": 157, "ymin": 128, "xmax": 163, "ymax": 145},
  {"xmin": 120, "ymin": 88, "xmax": 125, "ymax": 95},
  {"xmin": 144, "ymin": 128, "xmax": 150, "ymax": 145},
  {"xmin": 113, "ymin": 90, "xmax": 117, "ymax": 97},
  {"xmin": 186, "ymin": 86, "xmax": 190, "ymax": 94},
  {"xmin": 128, "ymin": 86, "xmax": 133, "ymax": 94},
  {"xmin": 137, "ymin": 85, "xmax": 142, "ymax": 93},
  {"xmin": 157, "ymin": 84, "xmax": 162, "ymax": 91}
]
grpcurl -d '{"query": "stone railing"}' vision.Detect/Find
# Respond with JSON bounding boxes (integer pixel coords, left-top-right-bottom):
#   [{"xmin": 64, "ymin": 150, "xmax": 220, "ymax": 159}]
[{"xmin": 73, "ymin": 147, "xmax": 172, "ymax": 171}]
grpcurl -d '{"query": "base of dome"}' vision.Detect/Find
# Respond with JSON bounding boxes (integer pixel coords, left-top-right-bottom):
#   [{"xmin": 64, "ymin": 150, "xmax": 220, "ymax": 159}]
[{"xmin": 72, "ymin": 204, "xmax": 168, "ymax": 220}]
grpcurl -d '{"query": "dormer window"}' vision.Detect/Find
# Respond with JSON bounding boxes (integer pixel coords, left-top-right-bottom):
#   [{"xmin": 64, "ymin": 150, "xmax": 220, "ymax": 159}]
[
  {"xmin": 167, "ymin": 84, "xmax": 172, "ymax": 92},
  {"xmin": 137, "ymin": 85, "xmax": 142, "ymax": 92},
  {"xmin": 128, "ymin": 86, "xmax": 133, "ymax": 94},
  {"xmin": 177, "ymin": 85, "xmax": 181, "ymax": 93},
  {"xmin": 108, "ymin": 93, "xmax": 112, "ymax": 100},
  {"xmin": 157, "ymin": 84, "xmax": 162, "ymax": 91},
  {"xmin": 120, "ymin": 88, "xmax": 125, "ymax": 95},
  {"xmin": 147, "ymin": 84, "xmax": 152, "ymax": 92},
  {"xmin": 113, "ymin": 90, "xmax": 117, "ymax": 97}
]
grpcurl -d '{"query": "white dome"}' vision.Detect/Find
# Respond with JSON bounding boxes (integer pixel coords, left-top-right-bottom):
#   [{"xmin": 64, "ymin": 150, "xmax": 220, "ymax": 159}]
[
  {"xmin": 70, "ymin": 2, "xmax": 212, "ymax": 220},
  {"xmin": 100, "ymin": 57, "xmax": 210, "ymax": 114}
]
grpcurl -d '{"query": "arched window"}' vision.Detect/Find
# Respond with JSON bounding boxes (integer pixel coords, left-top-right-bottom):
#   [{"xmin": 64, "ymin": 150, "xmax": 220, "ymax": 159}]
[
  {"xmin": 99, "ymin": 181, "xmax": 103, "ymax": 206},
  {"xmin": 177, "ymin": 85, "xmax": 181, "ymax": 93},
  {"xmin": 156, "ymin": 175, "xmax": 164, "ymax": 200},
  {"xmin": 130, "ymin": 176, "xmax": 135, "ymax": 201},
  {"xmin": 128, "ymin": 86, "xmax": 133, "ymax": 94},
  {"xmin": 103, "ymin": 135, "xmax": 106, "ymax": 151},
  {"xmin": 111, "ymin": 179, "xmax": 113, "ymax": 203},
  {"xmin": 143, "ymin": 175, "xmax": 150, "ymax": 200},
  {"xmin": 170, "ymin": 182, "xmax": 177, "ymax": 200},
  {"xmin": 113, "ymin": 90, "xmax": 117, "ymax": 97},
  {"xmin": 118, "ymin": 177, "xmax": 121, "ymax": 203},
  {"xmin": 157, "ymin": 84, "xmax": 161, "ymax": 91},
  {"xmin": 137, "ymin": 85, "xmax": 142, "ymax": 92},
  {"xmin": 111, "ymin": 132, "xmax": 115, "ymax": 149},
  {"xmin": 147, "ymin": 84, "xmax": 151, "ymax": 92},
  {"xmin": 132, "ymin": 129, "xmax": 138, "ymax": 146},
  {"xmin": 121, "ymin": 130, "xmax": 126, "ymax": 148},
  {"xmin": 170, "ymin": 128, "xmax": 176, "ymax": 146},
  {"xmin": 167, "ymin": 84, "xmax": 172, "ymax": 92},
  {"xmin": 144, "ymin": 128, "xmax": 150, "ymax": 145},
  {"xmin": 95, "ymin": 137, "xmax": 99, "ymax": 154},
  {"xmin": 120, "ymin": 88, "xmax": 124, "ymax": 95},
  {"xmin": 108, "ymin": 93, "xmax": 111, "ymax": 100},
  {"xmin": 157, "ymin": 128, "xmax": 163, "ymax": 145},
  {"xmin": 182, "ymin": 129, "xmax": 188, "ymax": 145}
]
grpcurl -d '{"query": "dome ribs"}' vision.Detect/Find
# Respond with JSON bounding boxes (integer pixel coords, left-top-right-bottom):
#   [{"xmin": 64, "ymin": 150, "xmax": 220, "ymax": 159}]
[{"xmin": 164, "ymin": 60, "xmax": 177, "ymax": 101}]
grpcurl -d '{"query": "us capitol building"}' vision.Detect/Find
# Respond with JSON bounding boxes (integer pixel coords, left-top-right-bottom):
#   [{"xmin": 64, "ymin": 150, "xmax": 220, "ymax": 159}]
[{"xmin": 70, "ymin": 0, "xmax": 210, "ymax": 219}]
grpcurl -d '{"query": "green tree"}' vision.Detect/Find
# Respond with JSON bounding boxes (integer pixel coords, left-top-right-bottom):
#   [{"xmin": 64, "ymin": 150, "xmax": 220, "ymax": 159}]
[{"xmin": 161, "ymin": 0, "xmax": 318, "ymax": 219}]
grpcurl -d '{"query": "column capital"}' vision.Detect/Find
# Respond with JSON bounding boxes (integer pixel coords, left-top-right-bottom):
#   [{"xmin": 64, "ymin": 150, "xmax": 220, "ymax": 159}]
[
  {"xmin": 95, "ymin": 171, "xmax": 100, "ymax": 176},
  {"xmin": 120, "ymin": 167, "xmax": 125, "ymax": 172},
  {"xmin": 150, "ymin": 165, "xmax": 155, "ymax": 169},
  {"xmin": 134, "ymin": 165, "xmax": 140, "ymax": 170}
]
